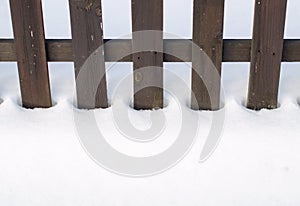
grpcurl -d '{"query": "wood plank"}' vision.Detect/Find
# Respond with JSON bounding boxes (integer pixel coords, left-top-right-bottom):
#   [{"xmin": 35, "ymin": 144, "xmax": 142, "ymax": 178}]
[
  {"xmin": 222, "ymin": 39, "xmax": 251, "ymax": 62},
  {"xmin": 282, "ymin": 40, "xmax": 300, "ymax": 62},
  {"xmin": 191, "ymin": 0, "xmax": 225, "ymax": 110},
  {"xmin": 9, "ymin": 0, "xmax": 52, "ymax": 108},
  {"xmin": 247, "ymin": 0, "xmax": 287, "ymax": 110},
  {"xmin": 1, "ymin": 39, "xmax": 300, "ymax": 62},
  {"xmin": 0, "ymin": 39, "xmax": 17, "ymax": 61},
  {"xmin": 46, "ymin": 39, "xmax": 73, "ymax": 62},
  {"xmin": 131, "ymin": 0, "xmax": 163, "ymax": 110},
  {"xmin": 69, "ymin": 0, "xmax": 108, "ymax": 109}
]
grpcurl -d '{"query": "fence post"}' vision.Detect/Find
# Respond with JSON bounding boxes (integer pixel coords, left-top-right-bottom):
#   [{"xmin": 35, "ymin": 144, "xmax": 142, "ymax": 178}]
[
  {"xmin": 69, "ymin": 0, "xmax": 108, "ymax": 109},
  {"xmin": 131, "ymin": 0, "xmax": 164, "ymax": 110},
  {"xmin": 247, "ymin": 0, "xmax": 287, "ymax": 110},
  {"xmin": 9, "ymin": 0, "xmax": 52, "ymax": 108},
  {"xmin": 191, "ymin": 0, "xmax": 225, "ymax": 110}
]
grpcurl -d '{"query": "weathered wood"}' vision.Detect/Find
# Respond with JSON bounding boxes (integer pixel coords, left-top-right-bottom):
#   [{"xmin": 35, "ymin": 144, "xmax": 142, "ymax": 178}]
[
  {"xmin": 9, "ymin": 0, "xmax": 52, "ymax": 108},
  {"xmin": 46, "ymin": 39, "xmax": 74, "ymax": 62},
  {"xmin": 131, "ymin": 0, "xmax": 163, "ymax": 110},
  {"xmin": 247, "ymin": 0, "xmax": 287, "ymax": 110},
  {"xmin": 1, "ymin": 39, "xmax": 300, "ymax": 62},
  {"xmin": 282, "ymin": 40, "xmax": 300, "ymax": 62},
  {"xmin": 0, "ymin": 39, "xmax": 17, "ymax": 61},
  {"xmin": 191, "ymin": 0, "xmax": 225, "ymax": 110},
  {"xmin": 69, "ymin": 0, "xmax": 108, "ymax": 109},
  {"xmin": 222, "ymin": 39, "xmax": 251, "ymax": 62}
]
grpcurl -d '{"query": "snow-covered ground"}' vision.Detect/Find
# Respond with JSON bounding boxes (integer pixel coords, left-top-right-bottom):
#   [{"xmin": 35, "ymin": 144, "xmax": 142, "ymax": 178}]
[{"xmin": 1, "ymin": 0, "xmax": 300, "ymax": 205}]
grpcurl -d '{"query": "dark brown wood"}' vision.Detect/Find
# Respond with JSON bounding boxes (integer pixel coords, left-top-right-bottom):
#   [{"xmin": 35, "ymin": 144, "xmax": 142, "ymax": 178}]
[
  {"xmin": 2, "ymin": 39, "xmax": 300, "ymax": 62},
  {"xmin": 9, "ymin": 0, "xmax": 52, "ymax": 108},
  {"xmin": 0, "ymin": 39, "xmax": 17, "ymax": 61},
  {"xmin": 247, "ymin": 0, "xmax": 287, "ymax": 110},
  {"xmin": 282, "ymin": 40, "xmax": 300, "ymax": 62},
  {"xmin": 69, "ymin": 0, "xmax": 108, "ymax": 109},
  {"xmin": 131, "ymin": 0, "xmax": 163, "ymax": 110},
  {"xmin": 222, "ymin": 39, "xmax": 251, "ymax": 62},
  {"xmin": 46, "ymin": 39, "xmax": 74, "ymax": 62},
  {"xmin": 191, "ymin": 0, "xmax": 225, "ymax": 110}
]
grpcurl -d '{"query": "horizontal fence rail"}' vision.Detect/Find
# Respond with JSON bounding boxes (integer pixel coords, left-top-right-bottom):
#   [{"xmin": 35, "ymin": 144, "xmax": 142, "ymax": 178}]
[{"xmin": 1, "ymin": 39, "xmax": 300, "ymax": 62}]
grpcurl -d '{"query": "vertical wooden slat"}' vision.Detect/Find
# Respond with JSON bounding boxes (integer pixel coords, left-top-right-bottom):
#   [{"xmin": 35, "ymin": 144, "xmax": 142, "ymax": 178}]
[
  {"xmin": 247, "ymin": 0, "xmax": 287, "ymax": 110},
  {"xmin": 69, "ymin": 0, "xmax": 108, "ymax": 109},
  {"xmin": 191, "ymin": 0, "xmax": 225, "ymax": 110},
  {"xmin": 9, "ymin": 0, "xmax": 52, "ymax": 108},
  {"xmin": 132, "ymin": 0, "xmax": 163, "ymax": 110}
]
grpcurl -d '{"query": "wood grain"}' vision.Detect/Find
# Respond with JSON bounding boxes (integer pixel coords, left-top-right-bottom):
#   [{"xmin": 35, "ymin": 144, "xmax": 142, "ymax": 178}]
[
  {"xmin": 69, "ymin": 0, "xmax": 108, "ymax": 109},
  {"xmin": 191, "ymin": 0, "xmax": 225, "ymax": 110},
  {"xmin": 131, "ymin": 0, "xmax": 163, "ymax": 110},
  {"xmin": 1, "ymin": 39, "xmax": 300, "ymax": 62},
  {"xmin": 9, "ymin": 0, "xmax": 52, "ymax": 108},
  {"xmin": 247, "ymin": 0, "xmax": 287, "ymax": 110}
]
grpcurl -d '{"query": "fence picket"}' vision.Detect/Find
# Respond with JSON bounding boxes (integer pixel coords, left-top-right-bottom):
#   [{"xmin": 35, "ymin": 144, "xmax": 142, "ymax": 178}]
[
  {"xmin": 9, "ymin": 0, "xmax": 52, "ymax": 108},
  {"xmin": 69, "ymin": 0, "xmax": 108, "ymax": 109},
  {"xmin": 3, "ymin": 0, "xmax": 296, "ymax": 111},
  {"xmin": 247, "ymin": 0, "xmax": 287, "ymax": 110},
  {"xmin": 191, "ymin": 0, "xmax": 225, "ymax": 110},
  {"xmin": 131, "ymin": 0, "xmax": 163, "ymax": 110}
]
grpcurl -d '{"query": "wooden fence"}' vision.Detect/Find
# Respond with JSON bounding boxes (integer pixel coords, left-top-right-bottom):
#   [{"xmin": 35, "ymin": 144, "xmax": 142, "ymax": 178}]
[{"xmin": 0, "ymin": 0, "xmax": 298, "ymax": 110}]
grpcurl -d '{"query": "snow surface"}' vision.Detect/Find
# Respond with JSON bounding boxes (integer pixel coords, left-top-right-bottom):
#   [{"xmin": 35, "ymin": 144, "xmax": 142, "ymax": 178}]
[{"xmin": 1, "ymin": 0, "xmax": 300, "ymax": 205}]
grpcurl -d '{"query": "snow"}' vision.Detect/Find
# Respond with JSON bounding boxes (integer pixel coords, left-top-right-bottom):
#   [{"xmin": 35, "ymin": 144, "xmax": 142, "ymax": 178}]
[{"xmin": 0, "ymin": 0, "xmax": 300, "ymax": 205}]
